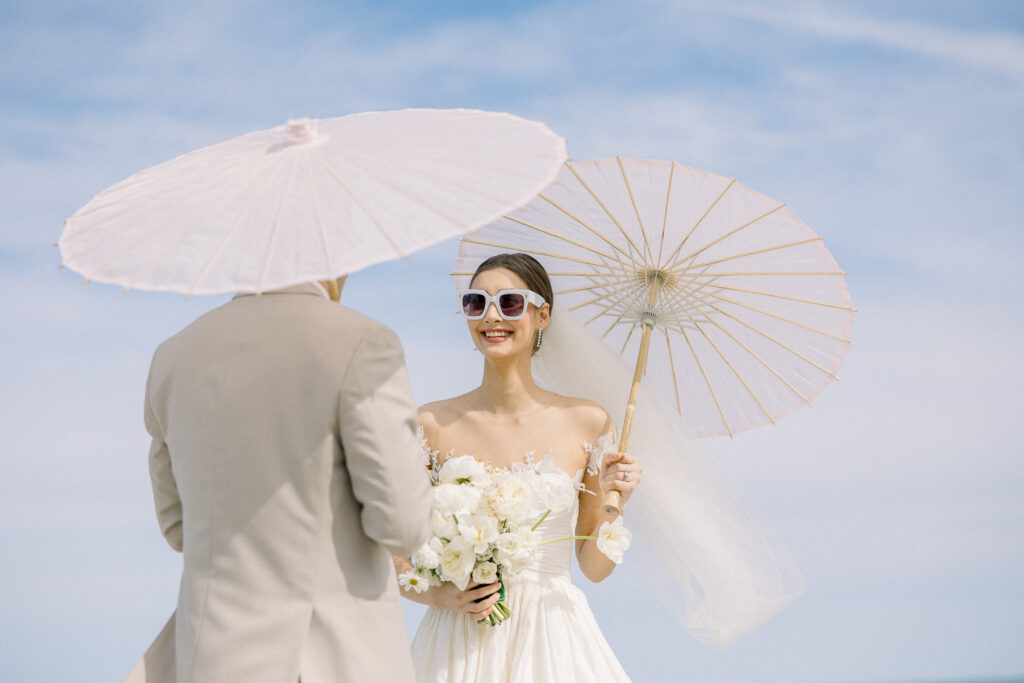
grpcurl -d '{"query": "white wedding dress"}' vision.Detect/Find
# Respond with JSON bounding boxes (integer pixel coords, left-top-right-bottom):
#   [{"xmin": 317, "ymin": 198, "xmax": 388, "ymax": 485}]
[{"xmin": 410, "ymin": 438, "xmax": 631, "ymax": 682}]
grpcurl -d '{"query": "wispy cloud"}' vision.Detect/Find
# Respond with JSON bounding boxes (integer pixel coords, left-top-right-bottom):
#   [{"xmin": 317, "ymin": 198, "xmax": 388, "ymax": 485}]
[{"xmin": 715, "ymin": 1, "xmax": 1024, "ymax": 84}]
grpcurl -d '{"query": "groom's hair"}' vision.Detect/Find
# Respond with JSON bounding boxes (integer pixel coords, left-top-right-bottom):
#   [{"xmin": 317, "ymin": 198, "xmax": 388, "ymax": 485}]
[{"xmin": 470, "ymin": 253, "xmax": 554, "ymax": 314}]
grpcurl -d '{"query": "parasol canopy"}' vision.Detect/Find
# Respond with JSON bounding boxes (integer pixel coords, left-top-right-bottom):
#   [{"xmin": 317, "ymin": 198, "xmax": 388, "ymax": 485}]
[
  {"xmin": 456, "ymin": 157, "xmax": 853, "ymax": 439},
  {"xmin": 59, "ymin": 108, "xmax": 567, "ymax": 296}
]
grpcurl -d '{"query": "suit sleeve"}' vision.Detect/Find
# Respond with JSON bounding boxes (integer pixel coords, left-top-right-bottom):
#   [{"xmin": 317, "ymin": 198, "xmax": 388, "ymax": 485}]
[
  {"xmin": 145, "ymin": 360, "xmax": 183, "ymax": 552},
  {"xmin": 337, "ymin": 327, "xmax": 433, "ymax": 557}
]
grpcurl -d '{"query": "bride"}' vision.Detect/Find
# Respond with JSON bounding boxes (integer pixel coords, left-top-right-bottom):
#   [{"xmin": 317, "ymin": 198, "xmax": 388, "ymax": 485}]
[{"xmin": 396, "ymin": 252, "xmax": 640, "ymax": 682}]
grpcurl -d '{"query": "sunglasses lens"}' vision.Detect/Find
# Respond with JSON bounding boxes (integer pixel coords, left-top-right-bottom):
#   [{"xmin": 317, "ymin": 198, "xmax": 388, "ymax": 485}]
[
  {"xmin": 462, "ymin": 292, "xmax": 486, "ymax": 317},
  {"xmin": 498, "ymin": 292, "xmax": 526, "ymax": 318}
]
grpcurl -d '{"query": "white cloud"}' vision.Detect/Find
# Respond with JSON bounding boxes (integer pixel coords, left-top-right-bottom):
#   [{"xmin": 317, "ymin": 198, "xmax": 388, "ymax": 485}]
[{"xmin": 715, "ymin": 1, "xmax": 1024, "ymax": 85}]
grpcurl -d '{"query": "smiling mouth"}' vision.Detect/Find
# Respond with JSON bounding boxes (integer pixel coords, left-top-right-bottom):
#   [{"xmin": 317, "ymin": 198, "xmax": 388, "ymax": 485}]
[{"xmin": 482, "ymin": 330, "xmax": 512, "ymax": 339}]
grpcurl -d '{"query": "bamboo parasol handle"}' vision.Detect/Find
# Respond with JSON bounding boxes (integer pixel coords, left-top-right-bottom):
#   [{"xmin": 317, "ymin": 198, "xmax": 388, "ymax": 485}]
[{"xmin": 602, "ymin": 319, "xmax": 655, "ymax": 514}]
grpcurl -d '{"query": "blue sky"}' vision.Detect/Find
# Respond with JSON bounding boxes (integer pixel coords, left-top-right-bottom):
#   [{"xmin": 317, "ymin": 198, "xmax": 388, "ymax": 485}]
[{"xmin": 2, "ymin": 1, "xmax": 1023, "ymax": 681}]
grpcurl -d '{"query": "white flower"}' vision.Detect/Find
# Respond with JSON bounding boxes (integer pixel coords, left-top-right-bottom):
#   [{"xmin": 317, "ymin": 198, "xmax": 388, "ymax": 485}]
[
  {"xmin": 486, "ymin": 473, "xmax": 538, "ymax": 526},
  {"xmin": 472, "ymin": 561, "xmax": 499, "ymax": 585},
  {"xmin": 494, "ymin": 528, "xmax": 538, "ymax": 572},
  {"xmin": 438, "ymin": 455, "xmax": 492, "ymax": 488},
  {"xmin": 458, "ymin": 513, "xmax": 500, "ymax": 554},
  {"xmin": 434, "ymin": 482, "xmax": 483, "ymax": 517},
  {"xmin": 596, "ymin": 516, "xmax": 632, "ymax": 564},
  {"xmin": 398, "ymin": 570, "xmax": 430, "ymax": 594},
  {"xmin": 431, "ymin": 509, "xmax": 459, "ymax": 540},
  {"xmin": 439, "ymin": 536, "xmax": 477, "ymax": 590},
  {"xmin": 412, "ymin": 537, "xmax": 443, "ymax": 570}
]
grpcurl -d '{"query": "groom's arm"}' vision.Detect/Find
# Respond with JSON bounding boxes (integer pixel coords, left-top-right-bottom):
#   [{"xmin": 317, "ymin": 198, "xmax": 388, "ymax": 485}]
[
  {"xmin": 337, "ymin": 326, "xmax": 432, "ymax": 558},
  {"xmin": 145, "ymin": 361, "xmax": 183, "ymax": 552}
]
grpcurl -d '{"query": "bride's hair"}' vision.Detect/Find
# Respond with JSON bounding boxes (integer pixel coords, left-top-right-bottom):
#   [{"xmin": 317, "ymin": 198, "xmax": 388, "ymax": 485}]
[{"xmin": 469, "ymin": 253, "xmax": 554, "ymax": 313}]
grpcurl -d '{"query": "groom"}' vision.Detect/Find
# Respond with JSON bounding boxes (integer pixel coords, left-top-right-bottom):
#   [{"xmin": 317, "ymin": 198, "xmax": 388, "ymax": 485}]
[{"xmin": 128, "ymin": 277, "xmax": 433, "ymax": 682}]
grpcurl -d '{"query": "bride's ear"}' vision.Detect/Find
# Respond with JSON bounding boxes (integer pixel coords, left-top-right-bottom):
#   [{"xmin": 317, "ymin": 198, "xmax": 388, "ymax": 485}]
[{"xmin": 537, "ymin": 302, "xmax": 551, "ymax": 330}]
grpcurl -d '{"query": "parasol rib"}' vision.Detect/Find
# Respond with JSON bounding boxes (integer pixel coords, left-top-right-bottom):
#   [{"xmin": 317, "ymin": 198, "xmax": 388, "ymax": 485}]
[
  {"xmin": 657, "ymin": 162, "xmax": 675, "ymax": 265},
  {"xmin": 454, "ymin": 270, "xmax": 636, "ymax": 280},
  {"xmin": 706, "ymin": 283, "xmax": 856, "ymax": 311},
  {"xmin": 65, "ymin": 151, "xmax": 277, "ymax": 268},
  {"xmin": 711, "ymin": 293, "xmax": 853, "ymax": 344},
  {"xmin": 344, "ymin": 146, "xmax": 567, "ymax": 182},
  {"xmin": 257, "ymin": 150, "xmax": 302, "ymax": 293},
  {"xmin": 617, "ymin": 156, "xmax": 653, "ymax": 263},
  {"xmin": 662, "ymin": 177, "xmax": 736, "ymax": 266},
  {"xmin": 675, "ymin": 270, "xmax": 846, "ymax": 278},
  {"xmin": 677, "ymin": 322, "xmax": 733, "ymax": 436},
  {"xmin": 579, "ymin": 277, "xmax": 648, "ymax": 321},
  {"xmin": 664, "ymin": 326, "xmax": 684, "ymax": 417},
  {"xmin": 554, "ymin": 280, "xmax": 641, "ymax": 297},
  {"xmin": 617, "ymin": 322, "xmax": 639, "ymax": 354},
  {"xmin": 460, "ymin": 237, "xmax": 636, "ymax": 274},
  {"xmin": 705, "ymin": 302, "xmax": 840, "ymax": 380},
  {"xmin": 314, "ymin": 150, "xmax": 407, "ymax": 257},
  {"xmin": 307, "ymin": 153, "xmax": 337, "ymax": 280},
  {"xmin": 687, "ymin": 317, "xmax": 776, "ymax": 425},
  {"xmin": 680, "ymin": 237, "xmax": 824, "ymax": 272},
  {"xmin": 502, "ymin": 214, "xmax": 624, "ymax": 264},
  {"xmin": 701, "ymin": 309, "xmax": 810, "ymax": 403},
  {"xmin": 537, "ymin": 193, "xmax": 636, "ymax": 263},
  {"xmin": 186, "ymin": 159, "xmax": 291, "ymax": 296},
  {"xmin": 66, "ymin": 141, "xmax": 264, "ymax": 226},
  {"xmin": 564, "ymin": 162, "xmax": 647, "ymax": 260},
  {"xmin": 668, "ymin": 203, "xmax": 786, "ymax": 272},
  {"xmin": 343, "ymin": 148, "xmax": 538, "ymax": 205}
]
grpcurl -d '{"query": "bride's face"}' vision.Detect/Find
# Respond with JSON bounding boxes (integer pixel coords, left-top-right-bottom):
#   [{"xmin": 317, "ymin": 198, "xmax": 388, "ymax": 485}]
[{"xmin": 467, "ymin": 267, "xmax": 549, "ymax": 360}]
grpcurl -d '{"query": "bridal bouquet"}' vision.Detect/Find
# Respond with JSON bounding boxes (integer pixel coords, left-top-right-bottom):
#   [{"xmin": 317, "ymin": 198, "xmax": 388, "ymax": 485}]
[{"xmin": 399, "ymin": 452, "xmax": 632, "ymax": 626}]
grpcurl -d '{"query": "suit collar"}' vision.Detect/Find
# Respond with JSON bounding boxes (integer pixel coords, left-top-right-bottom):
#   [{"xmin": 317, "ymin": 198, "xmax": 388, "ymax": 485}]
[{"xmin": 232, "ymin": 282, "xmax": 330, "ymax": 300}]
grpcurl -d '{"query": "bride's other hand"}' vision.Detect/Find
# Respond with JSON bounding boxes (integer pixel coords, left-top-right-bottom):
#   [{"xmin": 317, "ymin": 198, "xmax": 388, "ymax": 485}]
[
  {"xmin": 600, "ymin": 452, "xmax": 642, "ymax": 506},
  {"xmin": 434, "ymin": 581, "xmax": 503, "ymax": 620}
]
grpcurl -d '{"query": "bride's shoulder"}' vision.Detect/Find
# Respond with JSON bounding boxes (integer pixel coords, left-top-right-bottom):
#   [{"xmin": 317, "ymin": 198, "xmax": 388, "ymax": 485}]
[
  {"xmin": 418, "ymin": 393, "xmax": 475, "ymax": 439},
  {"xmin": 547, "ymin": 393, "xmax": 614, "ymax": 439}
]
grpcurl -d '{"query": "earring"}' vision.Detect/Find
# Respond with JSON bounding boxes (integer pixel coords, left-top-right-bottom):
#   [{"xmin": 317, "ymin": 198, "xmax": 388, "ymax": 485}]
[{"xmin": 534, "ymin": 328, "xmax": 544, "ymax": 351}]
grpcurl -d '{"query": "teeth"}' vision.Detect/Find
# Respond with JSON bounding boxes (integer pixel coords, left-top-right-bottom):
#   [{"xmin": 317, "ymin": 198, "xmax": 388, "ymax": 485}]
[{"xmin": 483, "ymin": 330, "xmax": 511, "ymax": 338}]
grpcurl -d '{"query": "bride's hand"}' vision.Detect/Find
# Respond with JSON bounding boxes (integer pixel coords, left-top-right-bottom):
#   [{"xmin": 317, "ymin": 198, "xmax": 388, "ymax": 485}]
[
  {"xmin": 600, "ymin": 451, "xmax": 642, "ymax": 507},
  {"xmin": 433, "ymin": 581, "xmax": 503, "ymax": 620}
]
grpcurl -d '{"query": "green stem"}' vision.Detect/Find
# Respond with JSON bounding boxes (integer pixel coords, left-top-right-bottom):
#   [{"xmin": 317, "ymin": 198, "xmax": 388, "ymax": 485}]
[
  {"xmin": 538, "ymin": 534, "xmax": 596, "ymax": 546},
  {"xmin": 531, "ymin": 509, "xmax": 551, "ymax": 532}
]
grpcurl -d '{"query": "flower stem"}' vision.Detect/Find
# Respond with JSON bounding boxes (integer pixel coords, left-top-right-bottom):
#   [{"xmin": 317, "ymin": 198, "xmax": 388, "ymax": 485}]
[
  {"xmin": 531, "ymin": 509, "xmax": 551, "ymax": 532},
  {"xmin": 538, "ymin": 534, "xmax": 596, "ymax": 546}
]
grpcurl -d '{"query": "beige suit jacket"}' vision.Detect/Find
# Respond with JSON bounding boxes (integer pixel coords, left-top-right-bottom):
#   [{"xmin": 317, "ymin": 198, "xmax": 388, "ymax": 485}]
[{"xmin": 127, "ymin": 283, "xmax": 432, "ymax": 683}]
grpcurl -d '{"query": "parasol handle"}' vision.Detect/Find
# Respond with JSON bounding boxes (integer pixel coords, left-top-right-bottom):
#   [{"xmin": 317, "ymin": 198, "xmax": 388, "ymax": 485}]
[
  {"xmin": 602, "ymin": 320, "xmax": 655, "ymax": 514},
  {"xmin": 325, "ymin": 279, "xmax": 340, "ymax": 302}
]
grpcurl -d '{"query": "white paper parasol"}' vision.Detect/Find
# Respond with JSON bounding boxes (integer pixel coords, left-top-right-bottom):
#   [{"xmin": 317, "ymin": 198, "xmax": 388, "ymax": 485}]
[
  {"xmin": 456, "ymin": 157, "xmax": 854, "ymax": 510},
  {"xmin": 59, "ymin": 108, "xmax": 567, "ymax": 296}
]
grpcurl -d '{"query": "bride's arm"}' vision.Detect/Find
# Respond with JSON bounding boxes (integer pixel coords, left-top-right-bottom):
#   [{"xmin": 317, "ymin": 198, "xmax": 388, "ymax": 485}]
[
  {"xmin": 390, "ymin": 407, "xmax": 503, "ymax": 620},
  {"xmin": 575, "ymin": 419, "xmax": 642, "ymax": 582},
  {"xmin": 392, "ymin": 555, "xmax": 502, "ymax": 619}
]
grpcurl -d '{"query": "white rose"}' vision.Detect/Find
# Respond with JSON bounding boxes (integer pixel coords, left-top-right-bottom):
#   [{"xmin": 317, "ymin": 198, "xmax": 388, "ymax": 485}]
[
  {"xmin": 458, "ymin": 513, "xmax": 500, "ymax": 555},
  {"xmin": 434, "ymin": 482, "xmax": 483, "ymax": 517},
  {"xmin": 438, "ymin": 455, "xmax": 492, "ymax": 488},
  {"xmin": 472, "ymin": 561, "xmax": 499, "ymax": 585},
  {"xmin": 486, "ymin": 473, "xmax": 537, "ymax": 525},
  {"xmin": 431, "ymin": 509, "xmax": 458, "ymax": 540},
  {"xmin": 439, "ymin": 536, "xmax": 477, "ymax": 590},
  {"xmin": 494, "ymin": 528, "xmax": 537, "ymax": 572},
  {"xmin": 596, "ymin": 516, "xmax": 632, "ymax": 564},
  {"xmin": 412, "ymin": 537, "xmax": 442, "ymax": 570}
]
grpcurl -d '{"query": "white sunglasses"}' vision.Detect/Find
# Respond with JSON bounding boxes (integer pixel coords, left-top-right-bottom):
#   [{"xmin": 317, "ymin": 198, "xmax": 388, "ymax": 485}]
[{"xmin": 458, "ymin": 289, "xmax": 547, "ymax": 320}]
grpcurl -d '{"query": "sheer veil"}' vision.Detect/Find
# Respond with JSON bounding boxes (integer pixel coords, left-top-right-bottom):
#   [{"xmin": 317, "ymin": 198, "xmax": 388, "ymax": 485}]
[{"xmin": 532, "ymin": 309, "xmax": 805, "ymax": 649}]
